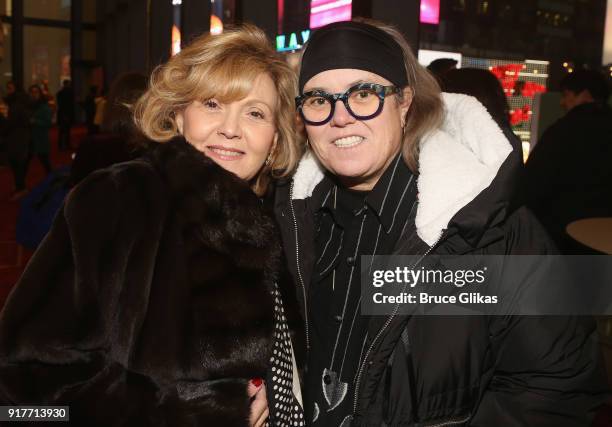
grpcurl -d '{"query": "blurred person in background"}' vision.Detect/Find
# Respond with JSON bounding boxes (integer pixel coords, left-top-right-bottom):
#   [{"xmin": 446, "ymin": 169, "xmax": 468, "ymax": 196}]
[
  {"xmin": 523, "ymin": 69, "xmax": 612, "ymax": 252},
  {"xmin": 14, "ymin": 74, "xmax": 148, "ymax": 253},
  {"xmin": 55, "ymin": 79, "xmax": 74, "ymax": 151},
  {"xmin": 40, "ymin": 79, "xmax": 56, "ymax": 112},
  {"xmin": 27, "ymin": 84, "xmax": 53, "ymax": 176},
  {"xmin": 69, "ymin": 72, "xmax": 148, "ymax": 187},
  {"xmin": 14, "ymin": 74, "xmax": 150, "ymax": 252},
  {"xmin": 438, "ymin": 67, "xmax": 530, "ymax": 224},
  {"xmin": 426, "ymin": 57, "xmax": 457, "ymax": 82},
  {"xmin": 83, "ymin": 85, "xmax": 97, "ymax": 134},
  {"xmin": 92, "ymin": 87, "xmax": 106, "ymax": 134},
  {"xmin": 441, "ymin": 68, "xmax": 523, "ymax": 167},
  {"xmin": 14, "ymin": 72, "xmax": 136, "ymax": 251},
  {"xmin": 0, "ymin": 81, "xmax": 31, "ymax": 200}
]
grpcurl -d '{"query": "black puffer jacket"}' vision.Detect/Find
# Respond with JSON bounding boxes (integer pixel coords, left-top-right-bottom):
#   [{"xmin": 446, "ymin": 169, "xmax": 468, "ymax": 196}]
[
  {"xmin": 523, "ymin": 102, "xmax": 612, "ymax": 253},
  {"xmin": 275, "ymin": 94, "xmax": 608, "ymax": 426}
]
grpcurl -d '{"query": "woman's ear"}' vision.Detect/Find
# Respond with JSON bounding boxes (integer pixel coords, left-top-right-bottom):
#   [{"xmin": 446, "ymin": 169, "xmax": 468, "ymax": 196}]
[
  {"xmin": 400, "ymin": 86, "xmax": 413, "ymax": 119},
  {"xmin": 175, "ymin": 111, "xmax": 184, "ymax": 135},
  {"xmin": 398, "ymin": 87, "xmax": 413, "ymax": 129},
  {"xmin": 273, "ymin": 132, "xmax": 279, "ymax": 151}
]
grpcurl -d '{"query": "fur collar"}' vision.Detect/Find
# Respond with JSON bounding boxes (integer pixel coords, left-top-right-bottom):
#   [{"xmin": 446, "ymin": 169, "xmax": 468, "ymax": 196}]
[
  {"xmin": 291, "ymin": 93, "xmax": 512, "ymax": 246},
  {"xmin": 148, "ymin": 137, "xmax": 282, "ymax": 281}
]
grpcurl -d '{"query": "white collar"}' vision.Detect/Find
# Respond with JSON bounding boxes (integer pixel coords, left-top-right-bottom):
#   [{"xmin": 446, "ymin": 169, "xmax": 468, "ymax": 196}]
[{"xmin": 291, "ymin": 93, "xmax": 512, "ymax": 246}]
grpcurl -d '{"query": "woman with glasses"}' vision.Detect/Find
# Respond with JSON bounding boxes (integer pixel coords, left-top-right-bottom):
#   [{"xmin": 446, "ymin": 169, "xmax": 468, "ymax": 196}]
[
  {"xmin": 0, "ymin": 25, "xmax": 304, "ymax": 426},
  {"xmin": 274, "ymin": 19, "xmax": 606, "ymax": 426}
]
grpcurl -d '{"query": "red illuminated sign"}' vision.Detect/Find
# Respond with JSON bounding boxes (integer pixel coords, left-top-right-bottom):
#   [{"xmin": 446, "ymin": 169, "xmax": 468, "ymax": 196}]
[
  {"xmin": 420, "ymin": 0, "xmax": 440, "ymax": 25},
  {"xmin": 310, "ymin": 0, "xmax": 352, "ymax": 29}
]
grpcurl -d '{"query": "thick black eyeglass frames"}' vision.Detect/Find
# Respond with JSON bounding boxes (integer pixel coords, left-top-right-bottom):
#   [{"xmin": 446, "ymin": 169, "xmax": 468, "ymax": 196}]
[{"xmin": 295, "ymin": 83, "xmax": 401, "ymax": 126}]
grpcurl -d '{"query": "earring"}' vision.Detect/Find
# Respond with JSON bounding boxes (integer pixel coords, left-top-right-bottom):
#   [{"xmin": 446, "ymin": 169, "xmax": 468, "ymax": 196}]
[{"xmin": 264, "ymin": 151, "xmax": 274, "ymax": 166}]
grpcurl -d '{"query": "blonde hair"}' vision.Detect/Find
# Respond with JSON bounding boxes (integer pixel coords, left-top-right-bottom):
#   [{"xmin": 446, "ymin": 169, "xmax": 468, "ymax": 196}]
[{"xmin": 134, "ymin": 24, "xmax": 302, "ymax": 195}]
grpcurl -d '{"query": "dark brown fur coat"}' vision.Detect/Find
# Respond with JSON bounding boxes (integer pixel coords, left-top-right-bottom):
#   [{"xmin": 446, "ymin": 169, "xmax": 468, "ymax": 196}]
[{"xmin": 0, "ymin": 137, "xmax": 284, "ymax": 426}]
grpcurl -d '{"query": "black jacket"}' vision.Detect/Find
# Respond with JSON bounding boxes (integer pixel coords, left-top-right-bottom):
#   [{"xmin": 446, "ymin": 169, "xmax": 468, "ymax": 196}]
[
  {"xmin": 275, "ymin": 94, "xmax": 608, "ymax": 426},
  {"xmin": 68, "ymin": 132, "xmax": 147, "ymax": 187},
  {"xmin": 523, "ymin": 102, "xmax": 612, "ymax": 253},
  {"xmin": 0, "ymin": 138, "xmax": 284, "ymax": 426},
  {"xmin": 56, "ymin": 86, "xmax": 75, "ymax": 123},
  {"xmin": 0, "ymin": 90, "xmax": 31, "ymax": 160}
]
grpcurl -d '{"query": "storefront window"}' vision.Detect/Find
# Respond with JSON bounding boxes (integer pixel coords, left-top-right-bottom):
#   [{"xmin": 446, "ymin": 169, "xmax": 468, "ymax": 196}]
[
  {"xmin": 83, "ymin": 30, "xmax": 96, "ymax": 61},
  {"xmin": 24, "ymin": 0, "xmax": 71, "ymax": 21},
  {"xmin": 0, "ymin": 23, "xmax": 12, "ymax": 94},
  {"xmin": 172, "ymin": 0, "xmax": 235, "ymax": 55},
  {"xmin": 83, "ymin": 0, "xmax": 96, "ymax": 23},
  {"xmin": 276, "ymin": 0, "xmax": 352, "ymax": 52},
  {"xmin": 0, "ymin": 0, "xmax": 12, "ymax": 16},
  {"xmin": 24, "ymin": 25, "xmax": 70, "ymax": 95},
  {"xmin": 172, "ymin": 1, "xmax": 181, "ymax": 55}
]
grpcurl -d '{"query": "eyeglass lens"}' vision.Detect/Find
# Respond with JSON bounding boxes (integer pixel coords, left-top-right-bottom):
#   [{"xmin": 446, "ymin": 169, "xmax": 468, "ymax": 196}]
[{"xmin": 301, "ymin": 87, "xmax": 382, "ymax": 124}]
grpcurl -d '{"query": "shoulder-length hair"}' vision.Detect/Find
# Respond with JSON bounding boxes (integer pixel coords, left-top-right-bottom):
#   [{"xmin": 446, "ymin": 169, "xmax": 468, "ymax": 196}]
[
  {"xmin": 349, "ymin": 18, "xmax": 444, "ymax": 173},
  {"xmin": 102, "ymin": 72, "xmax": 148, "ymax": 138},
  {"xmin": 134, "ymin": 24, "xmax": 302, "ymax": 195}
]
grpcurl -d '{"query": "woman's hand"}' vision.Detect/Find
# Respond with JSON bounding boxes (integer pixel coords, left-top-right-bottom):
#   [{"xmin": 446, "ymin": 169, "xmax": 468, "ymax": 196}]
[{"xmin": 248, "ymin": 378, "xmax": 269, "ymax": 427}]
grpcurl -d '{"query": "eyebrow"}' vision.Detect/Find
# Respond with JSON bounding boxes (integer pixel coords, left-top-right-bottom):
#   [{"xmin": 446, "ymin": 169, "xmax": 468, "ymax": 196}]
[
  {"xmin": 243, "ymin": 99, "xmax": 275, "ymax": 112},
  {"xmin": 304, "ymin": 79, "xmax": 373, "ymax": 93}
]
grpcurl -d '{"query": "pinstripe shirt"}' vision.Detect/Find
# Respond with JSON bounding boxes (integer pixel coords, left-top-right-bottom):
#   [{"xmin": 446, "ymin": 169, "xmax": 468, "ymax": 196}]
[{"xmin": 306, "ymin": 154, "xmax": 420, "ymax": 426}]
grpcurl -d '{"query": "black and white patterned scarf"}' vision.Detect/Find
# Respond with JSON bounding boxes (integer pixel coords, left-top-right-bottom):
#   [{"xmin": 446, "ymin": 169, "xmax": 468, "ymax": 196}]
[{"xmin": 266, "ymin": 283, "xmax": 305, "ymax": 427}]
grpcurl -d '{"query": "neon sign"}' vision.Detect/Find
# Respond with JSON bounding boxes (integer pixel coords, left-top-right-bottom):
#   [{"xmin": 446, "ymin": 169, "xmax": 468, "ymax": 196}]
[
  {"xmin": 310, "ymin": 0, "xmax": 352, "ymax": 29},
  {"xmin": 276, "ymin": 29, "xmax": 311, "ymax": 52},
  {"xmin": 420, "ymin": 0, "xmax": 440, "ymax": 25}
]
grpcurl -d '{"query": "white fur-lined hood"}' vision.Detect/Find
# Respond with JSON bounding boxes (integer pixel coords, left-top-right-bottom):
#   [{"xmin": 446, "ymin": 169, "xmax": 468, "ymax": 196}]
[{"xmin": 291, "ymin": 92, "xmax": 513, "ymax": 246}]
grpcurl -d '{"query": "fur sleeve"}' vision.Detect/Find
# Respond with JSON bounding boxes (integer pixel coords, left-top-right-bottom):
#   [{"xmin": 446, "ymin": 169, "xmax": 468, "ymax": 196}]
[
  {"xmin": 0, "ymin": 158, "xmax": 260, "ymax": 426},
  {"xmin": 0, "ymin": 165, "xmax": 195, "ymax": 425}
]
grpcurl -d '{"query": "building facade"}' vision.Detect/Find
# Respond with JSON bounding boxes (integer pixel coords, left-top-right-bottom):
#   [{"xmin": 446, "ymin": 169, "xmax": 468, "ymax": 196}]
[{"xmin": 0, "ymin": 0, "xmax": 607, "ymax": 116}]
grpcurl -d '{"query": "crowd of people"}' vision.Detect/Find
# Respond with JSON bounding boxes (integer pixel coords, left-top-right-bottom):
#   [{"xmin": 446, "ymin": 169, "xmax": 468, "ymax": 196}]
[
  {"xmin": 0, "ymin": 18, "xmax": 610, "ymax": 427},
  {"xmin": 0, "ymin": 79, "xmax": 109, "ymax": 201},
  {"xmin": 427, "ymin": 60, "xmax": 612, "ymax": 254}
]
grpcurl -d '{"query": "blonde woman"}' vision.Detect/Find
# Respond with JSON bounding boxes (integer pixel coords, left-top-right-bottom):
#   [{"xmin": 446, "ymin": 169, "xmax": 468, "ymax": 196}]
[{"xmin": 0, "ymin": 25, "xmax": 304, "ymax": 427}]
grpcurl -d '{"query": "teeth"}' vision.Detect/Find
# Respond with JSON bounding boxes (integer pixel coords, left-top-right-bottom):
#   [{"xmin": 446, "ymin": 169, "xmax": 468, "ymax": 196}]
[
  {"xmin": 333, "ymin": 136, "xmax": 363, "ymax": 148},
  {"xmin": 209, "ymin": 147, "xmax": 243, "ymax": 157}
]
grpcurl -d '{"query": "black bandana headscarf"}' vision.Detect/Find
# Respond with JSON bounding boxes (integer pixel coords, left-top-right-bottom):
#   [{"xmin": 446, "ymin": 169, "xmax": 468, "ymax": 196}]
[{"xmin": 298, "ymin": 20, "xmax": 408, "ymax": 92}]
